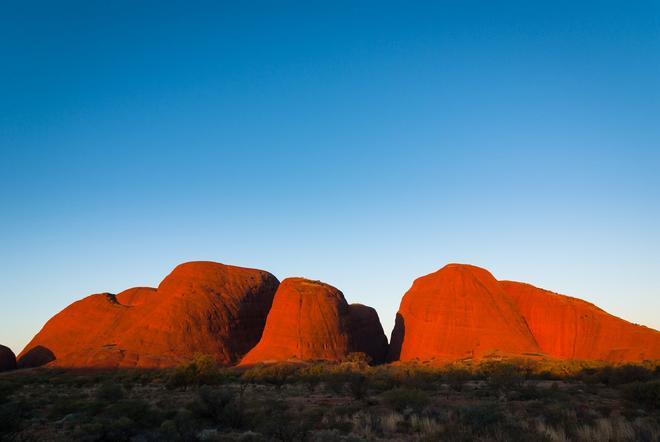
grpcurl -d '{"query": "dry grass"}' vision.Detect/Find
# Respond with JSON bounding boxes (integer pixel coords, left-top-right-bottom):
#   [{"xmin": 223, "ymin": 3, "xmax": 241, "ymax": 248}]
[
  {"xmin": 410, "ymin": 414, "xmax": 443, "ymax": 435},
  {"xmin": 380, "ymin": 411, "xmax": 404, "ymax": 433}
]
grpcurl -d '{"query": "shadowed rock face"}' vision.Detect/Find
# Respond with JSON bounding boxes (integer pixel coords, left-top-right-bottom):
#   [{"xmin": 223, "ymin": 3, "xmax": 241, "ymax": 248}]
[
  {"xmin": 18, "ymin": 262, "xmax": 279, "ymax": 368},
  {"xmin": 17, "ymin": 345, "xmax": 54, "ymax": 368},
  {"xmin": 348, "ymin": 304, "xmax": 389, "ymax": 364},
  {"xmin": 241, "ymin": 278, "xmax": 387, "ymax": 364},
  {"xmin": 500, "ymin": 281, "xmax": 660, "ymax": 362},
  {"xmin": 390, "ymin": 263, "xmax": 660, "ymax": 363},
  {"xmin": 0, "ymin": 345, "xmax": 17, "ymax": 371},
  {"xmin": 389, "ymin": 264, "xmax": 540, "ymax": 362}
]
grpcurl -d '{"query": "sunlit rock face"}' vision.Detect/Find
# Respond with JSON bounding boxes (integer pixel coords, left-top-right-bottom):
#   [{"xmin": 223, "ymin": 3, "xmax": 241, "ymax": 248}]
[
  {"xmin": 389, "ymin": 263, "xmax": 660, "ymax": 363},
  {"xmin": 389, "ymin": 264, "xmax": 540, "ymax": 363},
  {"xmin": 18, "ymin": 260, "xmax": 660, "ymax": 369},
  {"xmin": 241, "ymin": 278, "xmax": 388, "ymax": 364},
  {"xmin": 18, "ymin": 261, "xmax": 279, "ymax": 368},
  {"xmin": 500, "ymin": 281, "xmax": 660, "ymax": 362}
]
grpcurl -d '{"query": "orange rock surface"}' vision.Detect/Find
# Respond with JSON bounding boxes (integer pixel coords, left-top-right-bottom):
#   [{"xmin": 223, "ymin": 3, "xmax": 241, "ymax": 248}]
[
  {"xmin": 18, "ymin": 262, "xmax": 279, "ymax": 368},
  {"xmin": 389, "ymin": 264, "xmax": 540, "ymax": 362},
  {"xmin": 390, "ymin": 263, "xmax": 660, "ymax": 363},
  {"xmin": 241, "ymin": 278, "xmax": 387, "ymax": 364},
  {"xmin": 0, "ymin": 345, "xmax": 17, "ymax": 371},
  {"xmin": 500, "ymin": 281, "xmax": 660, "ymax": 362},
  {"xmin": 17, "ymin": 260, "xmax": 659, "ymax": 368}
]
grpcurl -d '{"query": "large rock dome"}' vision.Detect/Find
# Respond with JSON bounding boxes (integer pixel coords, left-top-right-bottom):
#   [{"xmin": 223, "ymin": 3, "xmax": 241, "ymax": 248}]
[
  {"xmin": 241, "ymin": 278, "xmax": 387, "ymax": 364},
  {"xmin": 500, "ymin": 280, "xmax": 660, "ymax": 362},
  {"xmin": 389, "ymin": 264, "xmax": 540, "ymax": 362},
  {"xmin": 18, "ymin": 261, "xmax": 279, "ymax": 368}
]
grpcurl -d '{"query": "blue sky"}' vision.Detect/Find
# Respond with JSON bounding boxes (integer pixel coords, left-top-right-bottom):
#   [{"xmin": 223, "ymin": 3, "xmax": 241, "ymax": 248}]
[{"xmin": 1, "ymin": 1, "xmax": 659, "ymax": 354}]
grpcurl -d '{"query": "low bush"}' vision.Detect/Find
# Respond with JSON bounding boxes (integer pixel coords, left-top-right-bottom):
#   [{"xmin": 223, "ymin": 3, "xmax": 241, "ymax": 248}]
[
  {"xmin": 166, "ymin": 354, "xmax": 221, "ymax": 389},
  {"xmin": 96, "ymin": 382, "xmax": 125, "ymax": 401},
  {"xmin": 188, "ymin": 385, "xmax": 245, "ymax": 429},
  {"xmin": 460, "ymin": 403, "xmax": 505, "ymax": 429},
  {"xmin": 74, "ymin": 416, "xmax": 137, "ymax": 441},
  {"xmin": 382, "ymin": 387, "xmax": 430, "ymax": 413},
  {"xmin": 251, "ymin": 399, "xmax": 314, "ymax": 441},
  {"xmin": 347, "ymin": 373, "xmax": 368, "ymax": 400},
  {"xmin": 106, "ymin": 398, "xmax": 159, "ymax": 427},
  {"xmin": 47, "ymin": 397, "xmax": 87, "ymax": 420},
  {"xmin": 443, "ymin": 366, "xmax": 471, "ymax": 391},
  {"xmin": 342, "ymin": 352, "xmax": 373, "ymax": 367},
  {"xmin": 578, "ymin": 363, "xmax": 654, "ymax": 386},
  {"xmin": 158, "ymin": 409, "xmax": 198, "ymax": 441},
  {"xmin": 481, "ymin": 361, "xmax": 524, "ymax": 389},
  {"xmin": 0, "ymin": 379, "xmax": 21, "ymax": 404},
  {"xmin": 509, "ymin": 384, "xmax": 545, "ymax": 401},
  {"xmin": 0, "ymin": 400, "xmax": 32, "ymax": 438},
  {"xmin": 621, "ymin": 380, "xmax": 660, "ymax": 410},
  {"xmin": 241, "ymin": 363, "xmax": 299, "ymax": 388}
]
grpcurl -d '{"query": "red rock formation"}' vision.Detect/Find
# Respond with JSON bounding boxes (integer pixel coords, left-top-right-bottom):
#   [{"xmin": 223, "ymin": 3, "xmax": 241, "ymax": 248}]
[
  {"xmin": 348, "ymin": 304, "xmax": 389, "ymax": 363},
  {"xmin": 18, "ymin": 262, "xmax": 279, "ymax": 368},
  {"xmin": 389, "ymin": 264, "xmax": 540, "ymax": 362},
  {"xmin": 390, "ymin": 263, "xmax": 660, "ymax": 363},
  {"xmin": 115, "ymin": 287, "xmax": 156, "ymax": 306},
  {"xmin": 500, "ymin": 281, "xmax": 660, "ymax": 362},
  {"xmin": 241, "ymin": 278, "xmax": 350, "ymax": 363},
  {"xmin": 241, "ymin": 278, "xmax": 387, "ymax": 364},
  {"xmin": 0, "ymin": 345, "xmax": 17, "ymax": 371}
]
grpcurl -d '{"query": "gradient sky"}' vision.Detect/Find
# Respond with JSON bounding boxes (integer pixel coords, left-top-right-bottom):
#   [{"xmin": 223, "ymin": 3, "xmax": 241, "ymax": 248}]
[{"xmin": 1, "ymin": 1, "xmax": 659, "ymax": 355}]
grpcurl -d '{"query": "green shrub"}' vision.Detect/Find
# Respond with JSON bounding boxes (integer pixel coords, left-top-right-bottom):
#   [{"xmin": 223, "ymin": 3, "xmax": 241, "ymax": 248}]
[
  {"xmin": 251, "ymin": 399, "xmax": 314, "ymax": 441},
  {"xmin": 509, "ymin": 384, "xmax": 545, "ymax": 401},
  {"xmin": 579, "ymin": 364, "xmax": 653, "ymax": 386},
  {"xmin": 167, "ymin": 354, "xmax": 221, "ymax": 389},
  {"xmin": 106, "ymin": 398, "xmax": 157, "ymax": 427},
  {"xmin": 481, "ymin": 361, "xmax": 524, "ymax": 389},
  {"xmin": 299, "ymin": 369, "xmax": 322, "ymax": 392},
  {"xmin": 539, "ymin": 403, "xmax": 578, "ymax": 430},
  {"xmin": 347, "ymin": 373, "xmax": 368, "ymax": 400},
  {"xmin": 444, "ymin": 367, "xmax": 471, "ymax": 391},
  {"xmin": 188, "ymin": 386, "xmax": 245, "ymax": 428},
  {"xmin": 460, "ymin": 403, "xmax": 505, "ymax": 429},
  {"xmin": 47, "ymin": 397, "xmax": 87, "ymax": 420},
  {"xmin": 609, "ymin": 364, "xmax": 653, "ymax": 385},
  {"xmin": 158, "ymin": 409, "xmax": 198, "ymax": 441},
  {"xmin": 343, "ymin": 352, "xmax": 372, "ymax": 366},
  {"xmin": 96, "ymin": 382, "xmax": 125, "ymax": 401},
  {"xmin": 368, "ymin": 367, "xmax": 399, "ymax": 392},
  {"xmin": 95, "ymin": 416, "xmax": 137, "ymax": 441},
  {"xmin": 241, "ymin": 363, "xmax": 299, "ymax": 388},
  {"xmin": 382, "ymin": 387, "xmax": 430, "ymax": 413},
  {"xmin": 0, "ymin": 400, "xmax": 31, "ymax": 438},
  {"xmin": 398, "ymin": 367, "xmax": 439, "ymax": 390},
  {"xmin": 622, "ymin": 380, "xmax": 660, "ymax": 409},
  {"xmin": 0, "ymin": 379, "xmax": 21, "ymax": 404}
]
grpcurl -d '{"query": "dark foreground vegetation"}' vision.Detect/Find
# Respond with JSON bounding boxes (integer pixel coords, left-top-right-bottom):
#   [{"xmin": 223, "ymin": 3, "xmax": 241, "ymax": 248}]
[{"xmin": 1, "ymin": 355, "xmax": 659, "ymax": 441}]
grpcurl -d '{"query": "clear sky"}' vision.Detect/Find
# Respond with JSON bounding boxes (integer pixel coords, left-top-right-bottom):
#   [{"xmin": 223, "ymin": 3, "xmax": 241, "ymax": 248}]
[{"xmin": 1, "ymin": 1, "xmax": 659, "ymax": 354}]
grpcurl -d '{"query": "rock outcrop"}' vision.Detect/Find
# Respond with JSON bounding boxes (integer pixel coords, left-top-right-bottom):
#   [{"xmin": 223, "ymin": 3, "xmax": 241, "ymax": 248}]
[
  {"xmin": 390, "ymin": 263, "xmax": 660, "ymax": 363},
  {"xmin": 389, "ymin": 264, "xmax": 540, "ymax": 362},
  {"xmin": 500, "ymin": 281, "xmax": 660, "ymax": 362},
  {"xmin": 0, "ymin": 345, "xmax": 17, "ymax": 371},
  {"xmin": 241, "ymin": 278, "xmax": 387, "ymax": 364},
  {"xmin": 348, "ymin": 304, "xmax": 389, "ymax": 363},
  {"xmin": 18, "ymin": 262, "xmax": 279, "ymax": 368},
  {"xmin": 18, "ymin": 260, "xmax": 660, "ymax": 368}
]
